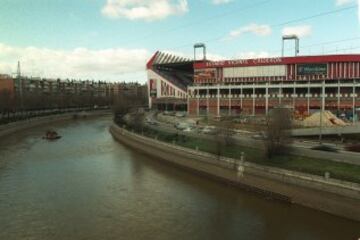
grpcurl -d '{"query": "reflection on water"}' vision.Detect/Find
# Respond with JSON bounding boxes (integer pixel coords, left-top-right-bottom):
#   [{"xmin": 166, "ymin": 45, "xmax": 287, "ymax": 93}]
[{"xmin": 0, "ymin": 116, "xmax": 359, "ymax": 240}]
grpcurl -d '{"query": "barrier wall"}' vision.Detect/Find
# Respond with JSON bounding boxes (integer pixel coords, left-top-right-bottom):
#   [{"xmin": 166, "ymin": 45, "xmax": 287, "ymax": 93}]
[
  {"xmin": 110, "ymin": 124, "xmax": 360, "ymax": 221},
  {"xmin": 0, "ymin": 110, "xmax": 111, "ymax": 138}
]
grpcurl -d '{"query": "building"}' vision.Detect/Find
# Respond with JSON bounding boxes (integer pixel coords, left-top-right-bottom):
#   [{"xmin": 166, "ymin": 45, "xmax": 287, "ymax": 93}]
[
  {"xmin": 0, "ymin": 74, "xmax": 15, "ymax": 96},
  {"xmin": 0, "ymin": 75, "xmax": 135, "ymax": 110},
  {"xmin": 146, "ymin": 51, "xmax": 193, "ymax": 111},
  {"xmin": 147, "ymin": 52, "xmax": 360, "ymax": 119}
]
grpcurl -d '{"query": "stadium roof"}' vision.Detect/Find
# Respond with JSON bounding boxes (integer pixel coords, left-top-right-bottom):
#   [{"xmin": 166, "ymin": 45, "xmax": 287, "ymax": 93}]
[{"xmin": 146, "ymin": 51, "xmax": 193, "ymax": 69}]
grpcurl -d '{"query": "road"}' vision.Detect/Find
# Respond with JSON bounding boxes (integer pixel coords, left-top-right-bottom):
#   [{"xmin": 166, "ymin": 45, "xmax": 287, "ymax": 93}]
[{"xmin": 146, "ymin": 112, "xmax": 360, "ymax": 166}]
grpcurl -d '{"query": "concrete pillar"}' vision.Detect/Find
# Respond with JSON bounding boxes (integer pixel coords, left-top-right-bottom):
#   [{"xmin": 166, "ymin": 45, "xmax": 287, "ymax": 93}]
[
  {"xmin": 265, "ymin": 83, "xmax": 269, "ymax": 115},
  {"xmin": 293, "ymin": 82, "xmax": 296, "ymax": 109},
  {"xmin": 240, "ymin": 87, "xmax": 243, "ymax": 110},
  {"xmin": 217, "ymin": 86, "xmax": 220, "ymax": 117},
  {"xmin": 252, "ymin": 87, "xmax": 255, "ymax": 116},
  {"xmin": 353, "ymin": 79, "xmax": 356, "ymax": 124},
  {"xmin": 307, "ymin": 81, "xmax": 310, "ymax": 114},
  {"xmin": 337, "ymin": 80, "xmax": 341, "ymax": 112},
  {"xmin": 187, "ymin": 90, "xmax": 190, "ymax": 116},
  {"xmin": 196, "ymin": 93, "xmax": 199, "ymax": 116},
  {"xmin": 279, "ymin": 87, "xmax": 282, "ymax": 105},
  {"xmin": 206, "ymin": 88, "xmax": 209, "ymax": 116},
  {"xmin": 228, "ymin": 88, "xmax": 231, "ymax": 116},
  {"xmin": 319, "ymin": 80, "xmax": 325, "ymax": 143}
]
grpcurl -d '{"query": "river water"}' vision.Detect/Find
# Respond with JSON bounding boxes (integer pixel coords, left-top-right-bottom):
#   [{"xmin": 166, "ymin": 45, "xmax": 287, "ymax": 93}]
[{"xmin": 0, "ymin": 116, "xmax": 359, "ymax": 240}]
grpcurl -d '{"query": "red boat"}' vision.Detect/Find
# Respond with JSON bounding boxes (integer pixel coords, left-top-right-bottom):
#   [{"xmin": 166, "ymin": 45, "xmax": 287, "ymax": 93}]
[{"xmin": 43, "ymin": 130, "xmax": 61, "ymax": 140}]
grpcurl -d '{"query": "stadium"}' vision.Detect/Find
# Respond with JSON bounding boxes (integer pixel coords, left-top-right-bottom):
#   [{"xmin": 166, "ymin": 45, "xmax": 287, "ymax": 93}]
[{"xmin": 147, "ymin": 50, "xmax": 360, "ymax": 120}]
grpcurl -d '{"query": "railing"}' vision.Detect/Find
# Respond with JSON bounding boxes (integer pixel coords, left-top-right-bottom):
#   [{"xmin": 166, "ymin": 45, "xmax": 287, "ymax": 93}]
[
  {"xmin": 0, "ymin": 106, "xmax": 111, "ymax": 125},
  {"xmin": 194, "ymin": 94, "xmax": 359, "ymax": 99}
]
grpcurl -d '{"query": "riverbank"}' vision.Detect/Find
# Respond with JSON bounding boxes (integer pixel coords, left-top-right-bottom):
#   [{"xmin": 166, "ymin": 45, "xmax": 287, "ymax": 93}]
[
  {"xmin": 0, "ymin": 110, "xmax": 112, "ymax": 138},
  {"xmin": 110, "ymin": 123, "xmax": 360, "ymax": 222}
]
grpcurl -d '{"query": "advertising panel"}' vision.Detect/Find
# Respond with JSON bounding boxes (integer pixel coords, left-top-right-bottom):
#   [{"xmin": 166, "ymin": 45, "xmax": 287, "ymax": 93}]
[
  {"xmin": 194, "ymin": 68, "xmax": 217, "ymax": 82},
  {"xmin": 297, "ymin": 64, "xmax": 327, "ymax": 75}
]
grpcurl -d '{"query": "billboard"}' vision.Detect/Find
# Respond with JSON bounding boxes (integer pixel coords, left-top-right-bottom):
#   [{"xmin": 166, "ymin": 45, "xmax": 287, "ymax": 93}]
[
  {"xmin": 194, "ymin": 68, "xmax": 217, "ymax": 82},
  {"xmin": 149, "ymin": 79, "xmax": 157, "ymax": 97},
  {"xmin": 297, "ymin": 64, "xmax": 327, "ymax": 75}
]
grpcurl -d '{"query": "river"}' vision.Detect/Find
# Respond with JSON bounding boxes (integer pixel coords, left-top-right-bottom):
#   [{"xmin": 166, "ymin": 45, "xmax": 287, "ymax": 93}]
[{"xmin": 0, "ymin": 116, "xmax": 359, "ymax": 240}]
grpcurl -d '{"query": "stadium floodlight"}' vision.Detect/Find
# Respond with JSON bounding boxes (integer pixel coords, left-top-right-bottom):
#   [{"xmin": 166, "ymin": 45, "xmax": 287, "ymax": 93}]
[
  {"xmin": 194, "ymin": 43, "xmax": 207, "ymax": 61},
  {"xmin": 282, "ymin": 35, "xmax": 299, "ymax": 57}
]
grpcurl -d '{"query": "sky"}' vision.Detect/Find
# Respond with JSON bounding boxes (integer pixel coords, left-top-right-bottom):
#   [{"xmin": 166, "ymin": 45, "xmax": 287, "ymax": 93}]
[{"xmin": 0, "ymin": 0, "xmax": 359, "ymax": 83}]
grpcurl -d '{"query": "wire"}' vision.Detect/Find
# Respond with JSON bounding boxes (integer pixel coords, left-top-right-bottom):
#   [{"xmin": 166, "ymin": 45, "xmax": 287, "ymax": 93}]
[
  {"xmin": 120, "ymin": 0, "xmax": 272, "ymax": 47},
  {"xmin": 166, "ymin": 4, "xmax": 358, "ymax": 51}
]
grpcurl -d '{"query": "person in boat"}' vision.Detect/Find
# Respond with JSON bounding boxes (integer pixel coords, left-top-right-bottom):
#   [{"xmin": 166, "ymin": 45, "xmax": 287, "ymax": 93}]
[{"xmin": 44, "ymin": 130, "xmax": 60, "ymax": 139}]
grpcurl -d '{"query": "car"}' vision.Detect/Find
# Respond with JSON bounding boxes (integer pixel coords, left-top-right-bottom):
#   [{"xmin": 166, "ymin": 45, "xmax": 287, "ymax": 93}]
[
  {"xmin": 345, "ymin": 143, "xmax": 360, "ymax": 153},
  {"xmin": 174, "ymin": 122, "xmax": 189, "ymax": 130},
  {"xmin": 251, "ymin": 132, "xmax": 268, "ymax": 140},
  {"xmin": 146, "ymin": 119, "xmax": 158, "ymax": 125},
  {"xmin": 175, "ymin": 112, "xmax": 186, "ymax": 117},
  {"xmin": 311, "ymin": 144, "xmax": 338, "ymax": 152},
  {"xmin": 183, "ymin": 127, "xmax": 193, "ymax": 132},
  {"xmin": 201, "ymin": 126, "xmax": 216, "ymax": 134}
]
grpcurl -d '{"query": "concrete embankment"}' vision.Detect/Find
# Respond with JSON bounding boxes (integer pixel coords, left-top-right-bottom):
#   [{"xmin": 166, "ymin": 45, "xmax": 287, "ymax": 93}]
[
  {"xmin": 110, "ymin": 124, "xmax": 360, "ymax": 222},
  {"xmin": 0, "ymin": 110, "xmax": 111, "ymax": 138}
]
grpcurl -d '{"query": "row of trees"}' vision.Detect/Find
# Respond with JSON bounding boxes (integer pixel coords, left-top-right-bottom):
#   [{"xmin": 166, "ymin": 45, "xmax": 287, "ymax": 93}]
[
  {"xmin": 113, "ymin": 85, "xmax": 148, "ymax": 117},
  {"xmin": 0, "ymin": 83, "xmax": 148, "ymax": 124}
]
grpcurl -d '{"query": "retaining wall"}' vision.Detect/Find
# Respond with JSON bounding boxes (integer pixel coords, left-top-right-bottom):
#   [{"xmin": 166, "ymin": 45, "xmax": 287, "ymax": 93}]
[
  {"xmin": 110, "ymin": 124, "xmax": 360, "ymax": 222},
  {"xmin": 0, "ymin": 110, "xmax": 111, "ymax": 138}
]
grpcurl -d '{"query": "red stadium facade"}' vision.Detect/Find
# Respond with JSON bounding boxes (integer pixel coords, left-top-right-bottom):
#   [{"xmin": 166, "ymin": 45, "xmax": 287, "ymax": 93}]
[{"xmin": 147, "ymin": 52, "xmax": 360, "ymax": 119}]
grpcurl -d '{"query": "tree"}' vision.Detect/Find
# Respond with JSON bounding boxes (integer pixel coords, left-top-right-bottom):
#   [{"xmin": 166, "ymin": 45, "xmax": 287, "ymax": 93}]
[
  {"xmin": 0, "ymin": 89, "xmax": 13, "ymax": 123},
  {"xmin": 265, "ymin": 106, "xmax": 293, "ymax": 159},
  {"xmin": 213, "ymin": 121, "xmax": 235, "ymax": 160}
]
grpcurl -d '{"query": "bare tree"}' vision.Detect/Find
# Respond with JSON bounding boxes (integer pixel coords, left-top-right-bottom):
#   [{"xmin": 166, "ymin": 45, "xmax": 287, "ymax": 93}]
[
  {"xmin": 0, "ymin": 89, "xmax": 12, "ymax": 122},
  {"xmin": 213, "ymin": 121, "xmax": 235, "ymax": 159},
  {"xmin": 265, "ymin": 106, "xmax": 293, "ymax": 159}
]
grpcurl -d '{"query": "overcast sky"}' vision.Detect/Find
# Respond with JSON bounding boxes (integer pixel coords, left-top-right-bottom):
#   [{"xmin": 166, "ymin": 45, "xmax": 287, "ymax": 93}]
[{"xmin": 0, "ymin": 0, "xmax": 359, "ymax": 83}]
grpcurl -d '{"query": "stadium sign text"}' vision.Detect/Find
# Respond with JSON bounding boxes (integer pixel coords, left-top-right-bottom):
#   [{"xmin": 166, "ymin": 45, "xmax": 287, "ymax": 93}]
[{"xmin": 205, "ymin": 57, "xmax": 283, "ymax": 67}]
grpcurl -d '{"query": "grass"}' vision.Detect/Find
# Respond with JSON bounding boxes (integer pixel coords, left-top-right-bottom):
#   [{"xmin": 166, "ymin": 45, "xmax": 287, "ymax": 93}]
[{"xmin": 125, "ymin": 124, "xmax": 360, "ymax": 184}]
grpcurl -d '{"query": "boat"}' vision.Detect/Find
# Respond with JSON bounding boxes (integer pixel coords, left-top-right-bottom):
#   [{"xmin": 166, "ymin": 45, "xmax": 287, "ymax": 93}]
[{"xmin": 43, "ymin": 130, "xmax": 61, "ymax": 140}]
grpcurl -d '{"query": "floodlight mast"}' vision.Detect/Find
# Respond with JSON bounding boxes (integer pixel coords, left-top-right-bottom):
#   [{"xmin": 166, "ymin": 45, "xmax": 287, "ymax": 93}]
[
  {"xmin": 194, "ymin": 43, "xmax": 207, "ymax": 61},
  {"xmin": 282, "ymin": 35, "xmax": 300, "ymax": 57}
]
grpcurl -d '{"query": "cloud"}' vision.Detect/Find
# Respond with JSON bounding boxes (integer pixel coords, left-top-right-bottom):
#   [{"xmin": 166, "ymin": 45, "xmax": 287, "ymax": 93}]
[
  {"xmin": 227, "ymin": 23, "xmax": 272, "ymax": 40},
  {"xmin": 335, "ymin": 0, "xmax": 360, "ymax": 24},
  {"xmin": 212, "ymin": 0, "xmax": 233, "ymax": 5},
  {"xmin": 336, "ymin": 0, "xmax": 355, "ymax": 6},
  {"xmin": 282, "ymin": 25, "xmax": 312, "ymax": 38},
  {"xmin": 101, "ymin": 0, "xmax": 188, "ymax": 21},
  {"xmin": 162, "ymin": 50, "xmax": 226, "ymax": 61},
  {"xmin": 234, "ymin": 51, "xmax": 272, "ymax": 59},
  {"xmin": 0, "ymin": 43, "xmax": 150, "ymax": 82}
]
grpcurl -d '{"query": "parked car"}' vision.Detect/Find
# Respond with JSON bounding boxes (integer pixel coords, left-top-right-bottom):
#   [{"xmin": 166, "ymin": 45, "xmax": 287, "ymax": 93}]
[
  {"xmin": 311, "ymin": 144, "xmax": 338, "ymax": 152},
  {"xmin": 345, "ymin": 143, "xmax": 360, "ymax": 153},
  {"xmin": 175, "ymin": 112, "xmax": 186, "ymax": 117},
  {"xmin": 182, "ymin": 127, "xmax": 193, "ymax": 132},
  {"xmin": 174, "ymin": 122, "xmax": 189, "ymax": 130},
  {"xmin": 201, "ymin": 126, "xmax": 216, "ymax": 134},
  {"xmin": 251, "ymin": 132, "xmax": 268, "ymax": 140}
]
